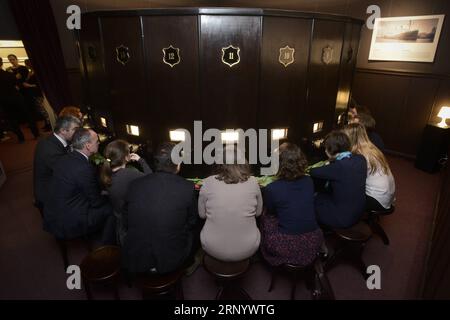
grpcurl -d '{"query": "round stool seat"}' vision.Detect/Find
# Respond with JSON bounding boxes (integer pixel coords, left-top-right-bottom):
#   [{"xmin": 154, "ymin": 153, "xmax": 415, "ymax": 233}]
[
  {"xmin": 80, "ymin": 246, "xmax": 121, "ymax": 282},
  {"xmin": 203, "ymin": 254, "xmax": 250, "ymax": 279},
  {"xmin": 139, "ymin": 268, "xmax": 185, "ymax": 293},
  {"xmin": 369, "ymin": 205, "xmax": 395, "ymax": 216},
  {"xmin": 335, "ymin": 222, "xmax": 372, "ymax": 242},
  {"xmin": 283, "ymin": 263, "xmax": 308, "ymax": 273}
]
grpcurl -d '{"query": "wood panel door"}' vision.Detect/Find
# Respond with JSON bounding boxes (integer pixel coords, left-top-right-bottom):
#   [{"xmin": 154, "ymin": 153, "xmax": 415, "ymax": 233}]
[
  {"xmin": 199, "ymin": 15, "xmax": 261, "ymax": 130},
  {"xmin": 259, "ymin": 16, "xmax": 312, "ymax": 143},
  {"xmin": 101, "ymin": 16, "xmax": 147, "ymax": 142},
  {"xmin": 142, "ymin": 15, "xmax": 200, "ymax": 148},
  {"xmin": 305, "ymin": 19, "xmax": 345, "ymax": 139}
]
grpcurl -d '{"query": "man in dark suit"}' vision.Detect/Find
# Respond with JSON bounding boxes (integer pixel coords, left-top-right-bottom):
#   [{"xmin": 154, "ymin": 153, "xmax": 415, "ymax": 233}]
[
  {"xmin": 122, "ymin": 142, "xmax": 199, "ymax": 275},
  {"xmin": 33, "ymin": 115, "xmax": 81, "ymax": 206},
  {"xmin": 43, "ymin": 128, "xmax": 115, "ymax": 244}
]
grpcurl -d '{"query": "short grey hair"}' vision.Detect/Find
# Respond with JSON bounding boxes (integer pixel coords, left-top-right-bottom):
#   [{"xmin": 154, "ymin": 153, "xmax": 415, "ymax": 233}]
[
  {"xmin": 54, "ymin": 115, "xmax": 81, "ymax": 134},
  {"xmin": 71, "ymin": 128, "xmax": 93, "ymax": 151}
]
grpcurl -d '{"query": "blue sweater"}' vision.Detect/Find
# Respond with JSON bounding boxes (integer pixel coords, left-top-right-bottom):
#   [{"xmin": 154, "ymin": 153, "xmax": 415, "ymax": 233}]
[
  {"xmin": 263, "ymin": 176, "xmax": 318, "ymax": 234},
  {"xmin": 309, "ymin": 154, "xmax": 367, "ymax": 228}
]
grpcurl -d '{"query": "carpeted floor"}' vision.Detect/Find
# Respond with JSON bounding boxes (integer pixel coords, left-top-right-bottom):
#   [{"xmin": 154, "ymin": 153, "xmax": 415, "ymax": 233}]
[{"xmin": 0, "ymin": 126, "xmax": 440, "ymax": 300}]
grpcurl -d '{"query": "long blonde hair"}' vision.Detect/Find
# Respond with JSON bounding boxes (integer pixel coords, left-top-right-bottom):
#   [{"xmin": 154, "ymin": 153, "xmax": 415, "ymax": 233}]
[{"xmin": 343, "ymin": 123, "xmax": 391, "ymax": 175}]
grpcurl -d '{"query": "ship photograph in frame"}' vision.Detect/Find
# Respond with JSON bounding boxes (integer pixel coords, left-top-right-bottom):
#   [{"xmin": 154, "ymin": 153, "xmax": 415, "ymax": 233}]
[{"xmin": 369, "ymin": 15, "xmax": 445, "ymax": 62}]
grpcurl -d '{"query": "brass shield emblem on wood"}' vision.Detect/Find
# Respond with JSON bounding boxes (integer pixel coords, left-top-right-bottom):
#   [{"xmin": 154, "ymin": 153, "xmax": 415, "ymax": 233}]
[
  {"xmin": 322, "ymin": 45, "xmax": 334, "ymax": 65},
  {"xmin": 279, "ymin": 45, "xmax": 295, "ymax": 67},
  {"xmin": 116, "ymin": 45, "xmax": 130, "ymax": 65},
  {"xmin": 222, "ymin": 45, "xmax": 240, "ymax": 68},
  {"xmin": 162, "ymin": 45, "xmax": 181, "ymax": 68}
]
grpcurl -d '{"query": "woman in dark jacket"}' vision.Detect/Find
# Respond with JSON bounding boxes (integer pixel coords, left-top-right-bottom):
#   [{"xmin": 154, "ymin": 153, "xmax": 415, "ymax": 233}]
[
  {"xmin": 100, "ymin": 139, "xmax": 152, "ymax": 245},
  {"xmin": 309, "ymin": 131, "xmax": 367, "ymax": 228},
  {"xmin": 261, "ymin": 142, "xmax": 323, "ymax": 267}
]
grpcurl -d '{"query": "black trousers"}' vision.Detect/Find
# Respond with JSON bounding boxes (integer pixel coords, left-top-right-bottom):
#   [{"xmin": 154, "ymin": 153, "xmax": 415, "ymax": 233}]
[
  {"xmin": 0, "ymin": 94, "xmax": 39, "ymax": 141},
  {"xmin": 366, "ymin": 195, "xmax": 386, "ymax": 212}
]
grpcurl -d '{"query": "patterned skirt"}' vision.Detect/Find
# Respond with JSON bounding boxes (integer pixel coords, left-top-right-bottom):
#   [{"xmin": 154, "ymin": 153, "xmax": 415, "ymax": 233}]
[{"xmin": 260, "ymin": 214, "xmax": 323, "ymax": 267}]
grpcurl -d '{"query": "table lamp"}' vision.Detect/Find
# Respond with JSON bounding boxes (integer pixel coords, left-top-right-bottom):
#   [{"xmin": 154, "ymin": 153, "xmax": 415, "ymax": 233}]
[{"xmin": 437, "ymin": 106, "xmax": 450, "ymax": 128}]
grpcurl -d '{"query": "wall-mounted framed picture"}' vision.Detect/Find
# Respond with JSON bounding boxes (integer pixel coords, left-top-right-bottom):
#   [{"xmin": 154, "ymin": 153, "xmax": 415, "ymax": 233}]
[{"xmin": 368, "ymin": 14, "xmax": 445, "ymax": 63}]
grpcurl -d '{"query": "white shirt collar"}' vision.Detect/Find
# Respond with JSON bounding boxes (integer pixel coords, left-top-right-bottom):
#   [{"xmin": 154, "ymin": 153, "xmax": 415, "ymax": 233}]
[
  {"xmin": 75, "ymin": 150, "xmax": 89, "ymax": 161},
  {"xmin": 53, "ymin": 133, "xmax": 68, "ymax": 148}
]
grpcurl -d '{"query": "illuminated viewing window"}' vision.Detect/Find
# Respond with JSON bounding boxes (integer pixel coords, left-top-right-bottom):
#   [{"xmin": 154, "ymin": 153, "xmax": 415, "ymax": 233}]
[
  {"xmin": 170, "ymin": 130, "xmax": 186, "ymax": 142},
  {"xmin": 272, "ymin": 128, "xmax": 288, "ymax": 140},
  {"xmin": 126, "ymin": 124, "xmax": 140, "ymax": 136},
  {"xmin": 221, "ymin": 130, "xmax": 239, "ymax": 144},
  {"xmin": 313, "ymin": 121, "xmax": 324, "ymax": 133},
  {"xmin": 0, "ymin": 40, "xmax": 28, "ymax": 69},
  {"xmin": 100, "ymin": 117, "xmax": 107, "ymax": 128},
  {"xmin": 98, "ymin": 133, "xmax": 108, "ymax": 143}
]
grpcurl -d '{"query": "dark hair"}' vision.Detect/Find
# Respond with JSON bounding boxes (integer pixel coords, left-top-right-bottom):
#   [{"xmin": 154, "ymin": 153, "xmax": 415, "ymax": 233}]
[
  {"xmin": 71, "ymin": 128, "xmax": 93, "ymax": 151},
  {"xmin": 54, "ymin": 115, "xmax": 81, "ymax": 133},
  {"xmin": 0, "ymin": 57, "xmax": 3, "ymax": 66},
  {"xmin": 277, "ymin": 142, "xmax": 308, "ymax": 180},
  {"xmin": 7, "ymin": 54, "xmax": 17, "ymax": 59},
  {"xmin": 154, "ymin": 142, "xmax": 178, "ymax": 173},
  {"xmin": 215, "ymin": 146, "xmax": 251, "ymax": 184},
  {"xmin": 356, "ymin": 113, "xmax": 376, "ymax": 130},
  {"xmin": 100, "ymin": 140, "xmax": 130, "ymax": 187},
  {"xmin": 323, "ymin": 130, "xmax": 351, "ymax": 157}
]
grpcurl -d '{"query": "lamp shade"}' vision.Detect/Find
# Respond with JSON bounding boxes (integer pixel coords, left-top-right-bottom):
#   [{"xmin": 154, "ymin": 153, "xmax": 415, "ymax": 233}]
[{"xmin": 437, "ymin": 106, "xmax": 450, "ymax": 119}]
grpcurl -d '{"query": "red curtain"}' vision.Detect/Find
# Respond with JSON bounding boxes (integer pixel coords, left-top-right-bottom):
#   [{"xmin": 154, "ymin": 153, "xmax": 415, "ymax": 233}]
[{"xmin": 8, "ymin": 0, "xmax": 72, "ymax": 113}]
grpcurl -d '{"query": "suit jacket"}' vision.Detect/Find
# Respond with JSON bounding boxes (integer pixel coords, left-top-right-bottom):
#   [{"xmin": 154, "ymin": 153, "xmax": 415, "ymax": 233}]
[
  {"xmin": 122, "ymin": 171, "xmax": 198, "ymax": 274},
  {"xmin": 43, "ymin": 151, "xmax": 112, "ymax": 239},
  {"xmin": 33, "ymin": 134, "xmax": 67, "ymax": 204}
]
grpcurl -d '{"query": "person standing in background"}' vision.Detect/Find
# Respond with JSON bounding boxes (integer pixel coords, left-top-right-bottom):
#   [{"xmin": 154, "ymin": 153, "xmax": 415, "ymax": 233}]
[
  {"xmin": 0, "ymin": 57, "xmax": 39, "ymax": 142},
  {"xmin": 23, "ymin": 59, "xmax": 51, "ymax": 132}
]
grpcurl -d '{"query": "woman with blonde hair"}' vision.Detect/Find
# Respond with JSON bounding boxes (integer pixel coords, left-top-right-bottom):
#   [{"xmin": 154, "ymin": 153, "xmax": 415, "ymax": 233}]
[
  {"xmin": 343, "ymin": 123, "xmax": 395, "ymax": 211},
  {"xmin": 100, "ymin": 139, "xmax": 152, "ymax": 244}
]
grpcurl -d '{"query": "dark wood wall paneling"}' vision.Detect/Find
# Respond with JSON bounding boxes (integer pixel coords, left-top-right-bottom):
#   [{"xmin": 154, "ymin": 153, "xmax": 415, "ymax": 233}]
[
  {"xmin": 352, "ymin": 71, "xmax": 444, "ymax": 156},
  {"xmin": 78, "ymin": 15, "xmax": 110, "ymax": 128},
  {"xmin": 306, "ymin": 19, "xmax": 345, "ymax": 139},
  {"xmin": 78, "ymin": 10, "xmax": 364, "ymax": 160},
  {"xmin": 259, "ymin": 16, "xmax": 311, "ymax": 142},
  {"xmin": 199, "ymin": 15, "xmax": 261, "ymax": 130},
  {"xmin": 142, "ymin": 15, "xmax": 200, "ymax": 147},
  {"xmin": 100, "ymin": 16, "xmax": 148, "ymax": 142},
  {"xmin": 335, "ymin": 23, "xmax": 361, "ymax": 124}
]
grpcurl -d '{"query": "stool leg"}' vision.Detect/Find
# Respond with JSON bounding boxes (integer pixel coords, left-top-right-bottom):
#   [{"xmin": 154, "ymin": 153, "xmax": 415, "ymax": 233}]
[
  {"xmin": 353, "ymin": 243, "xmax": 368, "ymax": 280},
  {"xmin": 58, "ymin": 240, "xmax": 69, "ymax": 271},
  {"xmin": 215, "ymin": 286, "xmax": 224, "ymax": 300},
  {"xmin": 290, "ymin": 272, "xmax": 298, "ymax": 300},
  {"xmin": 314, "ymin": 260, "xmax": 335, "ymax": 300},
  {"xmin": 268, "ymin": 269, "xmax": 276, "ymax": 292},
  {"xmin": 83, "ymin": 279, "xmax": 93, "ymax": 300},
  {"xmin": 176, "ymin": 281, "xmax": 184, "ymax": 300},
  {"xmin": 369, "ymin": 220, "xmax": 390, "ymax": 245},
  {"xmin": 113, "ymin": 278, "xmax": 120, "ymax": 300}
]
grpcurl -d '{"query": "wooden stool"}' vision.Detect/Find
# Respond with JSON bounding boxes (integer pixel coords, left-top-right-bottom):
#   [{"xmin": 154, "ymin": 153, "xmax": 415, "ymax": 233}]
[
  {"xmin": 80, "ymin": 245, "xmax": 121, "ymax": 300},
  {"xmin": 138, "ymin": 268, "xmax": 185, "ymax": 300},
  {"xmin": 328, "ymin": 221, "xmax": 372, "ymax": 280},
  {"xmin": 268, "ymin": 258, "xmax": 334, "ymax": 300},
  {"xmin": 203, "ymin": 254, "xmax": 251, "ymax": 300},
  {"xmin": 365, "ymin": 206, "xmax": 395, "ymax": 245}
]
